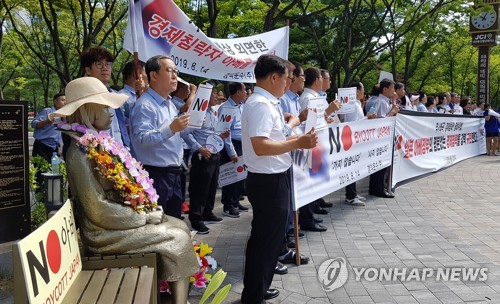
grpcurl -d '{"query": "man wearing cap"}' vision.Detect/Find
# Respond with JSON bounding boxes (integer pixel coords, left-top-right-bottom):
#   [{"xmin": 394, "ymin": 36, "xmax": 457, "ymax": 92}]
[
  {"xmin": 80, "ymin": 46, "xmax": 130, "ymax": 148},
  {"xmin": 240, "ymin": 54, "xmax": 318, "ymax": 303},
  {"xmin": 129, "ymin": 55, "xmax": 190, "ymax": 219},
  {"xmin": 181, "ymin": 86, "xmax": 229, "ymax": 234}
]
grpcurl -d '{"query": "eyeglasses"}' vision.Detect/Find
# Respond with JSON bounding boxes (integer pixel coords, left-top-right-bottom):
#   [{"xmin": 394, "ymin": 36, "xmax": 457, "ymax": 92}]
[
  {"xmin": 298, "ymin": 74, "xmax": 305, "ymax": 77},
  {"xmin": 93, "ymin": 61, "xmax": 112, "ymax": 69},
  {"xmin": 165, "ymin": 67, "xmax": 179, "ymax": 75}
]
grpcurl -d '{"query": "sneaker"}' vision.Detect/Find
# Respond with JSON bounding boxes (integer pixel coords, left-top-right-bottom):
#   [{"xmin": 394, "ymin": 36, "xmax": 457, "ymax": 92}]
[
  {"xmin": 223, "ymin": 207, "xmax": 240, "ymax": 218},
  {"xmin": 355, "ymin": 195, "xmax": 366, "ymax": 202},
  {"xmin": 235, "ymin": 202, "xmax": 249, "ymax": 212},
  {"xmin": 192, "ymin": 222, "xmax": 209, "ymax": 234},
  {"xmin": 202, "ymin": 213, "xmax": 223, "ymax": 223},
  {"xmin": 345, "ymin": 197, "xmax": 365, "ymax": 206}
]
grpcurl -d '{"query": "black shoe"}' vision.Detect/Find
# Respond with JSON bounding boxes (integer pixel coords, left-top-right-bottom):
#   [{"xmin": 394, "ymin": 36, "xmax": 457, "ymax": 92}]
[
  {"xmin": 192, "ymin": 222, "xmax": 209, "ymax": 234},
  {"xmin": 313, "ymin": 206, "xmax": 329, "ymax": 215},
  {"xmin": 301, "ymin": 223, "xmax": 327, "ymax": 232},
  {"xmin": 317, "ymin": 198, "xmax": 333, "ymax": 208},
  {"xmin": 370, "ymin": 191, "xmax": 395, "ymax": 198},
  {"xmin": 287, "ymin": 239, "xmax": 296, "ymax": 248},
  {"xmin": 314, "ymin": 217, "xmax": 323, "ymax": 223},
  {"xmin": 264, "ymin": 289, "xmax": 279, "ymax": 300},
  {"xmin": 239, "ymin": 195, "xmax": 246, "ymax": 201},
  {"xmin": 235, "ymin": 202, "xmax": 249, "ymax": 212},
  {"xmin": 223, "ymin": 206, "xmax": 240, "ymax": 218},
  {"xmin": 287, "ymin": 230, "xmax": 304, "ymax": 239},
  {"xmin": 202, "ymin": 213, "xmax": 223, "ymax": 223},
  {"xmin": 274, "ymin": 262, "xmax": 288, "ymax": 275},
  {"xmin": 279, "ymin": 250, "xmax": 310, "ymax": 265}
]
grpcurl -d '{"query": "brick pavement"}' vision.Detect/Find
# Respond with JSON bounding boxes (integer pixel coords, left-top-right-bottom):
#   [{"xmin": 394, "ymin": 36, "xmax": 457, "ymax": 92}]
[{"xmin": 187, "ymin": 155, "xmax": 500, "ymax": 304}]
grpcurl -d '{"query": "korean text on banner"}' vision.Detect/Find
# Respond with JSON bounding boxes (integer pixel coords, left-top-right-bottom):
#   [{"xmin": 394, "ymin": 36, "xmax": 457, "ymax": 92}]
[
  {"xmin": 124, "ymin": 0, "xmax": 289, "ymax": 82},
  {"xmin": 187, "ymin": 83, "xmax": 213, "ymax": 129},
  {"xmin": 392, "ymin": 111, "xmax": 486, "ymax": 188},
  {"xmin": 292, "ymin": 117, "xmax": 396, "ymax": 210},
  {"xmin": 336, "ymin": 87, "xmax": 356, "ymax": 114},
  {"xmin": 219, "ymin": 158, "xmax": 248, "ymax": 187},
  {"xmin": 17, "ymin": 200, "xmax": 80, "ymax": 303}
]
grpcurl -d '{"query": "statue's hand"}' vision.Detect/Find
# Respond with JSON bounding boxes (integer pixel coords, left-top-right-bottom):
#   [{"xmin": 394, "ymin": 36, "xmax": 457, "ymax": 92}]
[{"xmin": 146, "ymin": 206, "xmax": 163, "ymax": 224}]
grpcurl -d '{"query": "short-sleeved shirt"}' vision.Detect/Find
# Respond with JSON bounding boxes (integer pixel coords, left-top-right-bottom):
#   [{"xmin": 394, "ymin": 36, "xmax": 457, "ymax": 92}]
[
  {"xmin": 371, "ymin": 94, "xmax": 392, "ymax": 118},
  {"xmin": 242, "ymin": 87, "xmax": 291, "ymax": 174},
  {"xmin": 31, "ymin": 106, "xmax": 61, "ymax": 148}
]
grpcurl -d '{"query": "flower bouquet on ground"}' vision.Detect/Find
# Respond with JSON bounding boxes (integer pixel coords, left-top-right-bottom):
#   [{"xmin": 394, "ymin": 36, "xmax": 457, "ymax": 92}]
[{"xmin": 160, "ymin": 242, "xmax": 231, "ymax": 303}]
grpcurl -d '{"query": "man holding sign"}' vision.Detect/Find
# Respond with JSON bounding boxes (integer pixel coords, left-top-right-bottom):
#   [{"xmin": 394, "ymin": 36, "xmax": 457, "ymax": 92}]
[
  {"xmin": 182, "ymin": 85, "xmax": 229, "ymax": 234},
  {"xmin": 130, "ymin": 55, "xmax": 190, "ymax": 218},
  {"xmin": 241, "ymin": 54, "xmax": 318, "ymax": 303},
  {"xmin": 218, "ymin": 82, "xmax": 249, "ymax": 217}
]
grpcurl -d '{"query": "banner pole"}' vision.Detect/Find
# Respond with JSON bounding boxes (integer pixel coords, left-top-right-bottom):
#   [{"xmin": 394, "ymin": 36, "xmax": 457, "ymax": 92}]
[
  {"xmin": 387, "ymin": 119, "xmax": 396, "ymax": 193},
  {"xmin": 289, "ymin": 164, "xmax": 301, "ymax": 266},
  {"xmin": 294, "ymin": 211, "xmax": 300, "ymax": 266}
]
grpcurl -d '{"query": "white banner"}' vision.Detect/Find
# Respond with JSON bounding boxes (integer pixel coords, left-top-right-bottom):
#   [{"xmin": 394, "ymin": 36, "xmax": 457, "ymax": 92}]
[
  {"xmin": 17, "ymin": 200, "xmax": 81, "ymax": 303},
  {"xmin": 218, "ymin": 157, "xmax": 248, "ymax": 187},
  {"xmin": 292, "ymin": 118, "xmax": 396, "ymax": 209},
  {"xmin": 392, "ymin": 112, "xmax": 486, "ymax": 187},
  {"xmin": 124, "ymin": 0, "xmax": 289, "ymax": 82}
]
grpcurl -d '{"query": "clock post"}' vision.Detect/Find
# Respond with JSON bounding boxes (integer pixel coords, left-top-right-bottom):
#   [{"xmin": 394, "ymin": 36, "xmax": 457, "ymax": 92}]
[{"xmin": 470, "ymin": 1, "xmax": 500, "ymax": 104}]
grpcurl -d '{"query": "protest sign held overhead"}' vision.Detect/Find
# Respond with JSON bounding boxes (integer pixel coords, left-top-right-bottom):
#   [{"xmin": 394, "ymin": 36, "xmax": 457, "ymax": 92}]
[{"xmin": 124, "ymin": 0, "xmax": 289, "ymax": 82}]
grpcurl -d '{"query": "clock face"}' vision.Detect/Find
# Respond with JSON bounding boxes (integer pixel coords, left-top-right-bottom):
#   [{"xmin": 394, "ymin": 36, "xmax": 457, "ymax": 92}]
[{"xmin": 472, "ymin": 9, "xmax": 497, "ymax": 30}]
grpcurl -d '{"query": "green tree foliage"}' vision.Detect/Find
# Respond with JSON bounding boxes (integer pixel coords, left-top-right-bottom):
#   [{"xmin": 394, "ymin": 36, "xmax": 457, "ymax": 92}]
[{"xmin": 0, "ymin": 0, "xmax": 498, "ymax": 106}]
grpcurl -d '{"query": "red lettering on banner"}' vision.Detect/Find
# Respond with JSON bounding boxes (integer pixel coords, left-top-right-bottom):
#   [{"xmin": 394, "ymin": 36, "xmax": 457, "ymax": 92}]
[
  {"xmin": 353, "ymin": 128, "xmax": 375, "ymax": 143},
  {"xmin": 414, "ymin": 138, "xmax": 430, "ymax": 156},
  {"xmin": 377, "ymin": 126, "xmax": 391, "ymax": 138},
  {"xmin": 447, "ymin": 134, "xmax": 458, "ymax": 148},
  {"xmin": 404, "ymin": 139, "xmax": 414, "ymax": 158},
  {"xmin": 148, "ymin": 14, "xmax": 171, "ymax": 39}
]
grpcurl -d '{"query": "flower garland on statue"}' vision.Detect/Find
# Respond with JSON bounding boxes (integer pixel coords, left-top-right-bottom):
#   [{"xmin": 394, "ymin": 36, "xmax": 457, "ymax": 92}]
[{"xmin": 57, "ymin": 122, "xmax": 159, "ymax": 213}]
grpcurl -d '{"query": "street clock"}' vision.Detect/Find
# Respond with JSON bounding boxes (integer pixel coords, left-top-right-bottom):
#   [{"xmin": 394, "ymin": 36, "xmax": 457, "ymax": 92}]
[{"xmin": 470, "ymin": 5, "xmax": 500, "ymax": 33}]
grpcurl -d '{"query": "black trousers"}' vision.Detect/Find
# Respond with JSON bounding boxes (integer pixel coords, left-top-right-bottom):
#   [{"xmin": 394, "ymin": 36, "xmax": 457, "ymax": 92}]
[
  {"xmin": 188, "ymin": 152, "xmax": 220, "ymax": 225},
  {"xmin": 32, "ymin": 140, "xmax": 57, "ymax": 163},
  {"xmin": 298, "ymin": 202, "xmax": 315, "ymax": 226},
  {"xmin": 369, "ymin": 168, "xmax": 386, "ymax": 194},
  {"xmin": 220, "ymin": 139, "xmax": 244, "ymax": 209},
  {"xmin": 345, "ymin": 182, "xmax": 357, "ymax": 200},
  {"xmin": 143, "ymin": 165, "xmax": 183, "ymax": 219},
  {"xmin": 33, "ymin": 140, "xmax": 58, "ymax": 193},
  {"xmin": 242, "ymin": 171, "xmax": 290, "ymax": 303}
]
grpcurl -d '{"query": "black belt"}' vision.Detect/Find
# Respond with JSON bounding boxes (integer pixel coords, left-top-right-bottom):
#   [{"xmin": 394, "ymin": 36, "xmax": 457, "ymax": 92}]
[
  {"xmin": 143, "ymin": 165, "xmax": 183, "ymax": 175},
  {"xmin": 248, "ymin": 170, "xmax": 289, "ymax": 176}
]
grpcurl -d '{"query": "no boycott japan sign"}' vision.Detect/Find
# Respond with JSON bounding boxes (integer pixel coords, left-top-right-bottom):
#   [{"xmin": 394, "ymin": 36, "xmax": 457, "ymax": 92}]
[
  {"xmin": 219, "ymin": 157, "xmax": 247, "ymax": 187},
  {"xmin": 392, "ymin": 112, "xmax": 486, "ymax": 187},
  {"xmin": 17, "ymin": 200, "xmax": 81, "ymax": 303},
  {"xmin": 292, "ymin": 117, "xmax": 396, "ymax": 209}
]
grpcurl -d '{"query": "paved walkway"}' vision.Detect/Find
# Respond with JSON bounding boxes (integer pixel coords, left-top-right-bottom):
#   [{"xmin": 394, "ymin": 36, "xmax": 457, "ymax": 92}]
[
  {"xmin": 188, "ymin": 155, "xmax": 500, "ymax": 304},
  {"xmin": 2, "ymin": 156, "xmax": 499, "ymax": 303}
]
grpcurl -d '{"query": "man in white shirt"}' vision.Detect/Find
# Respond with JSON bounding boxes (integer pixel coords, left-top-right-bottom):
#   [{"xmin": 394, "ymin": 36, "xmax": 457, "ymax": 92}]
[
  {"xmin": 240, "ymin": 54, "xmax": 317, "ymax": 304},
  {"xmin": 451, "ymin": 92, "xmax": 463, "ymax": 115},
  {"xmin": 344, "ymin": 80, "xmax": 367, "ymax": 206}
]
